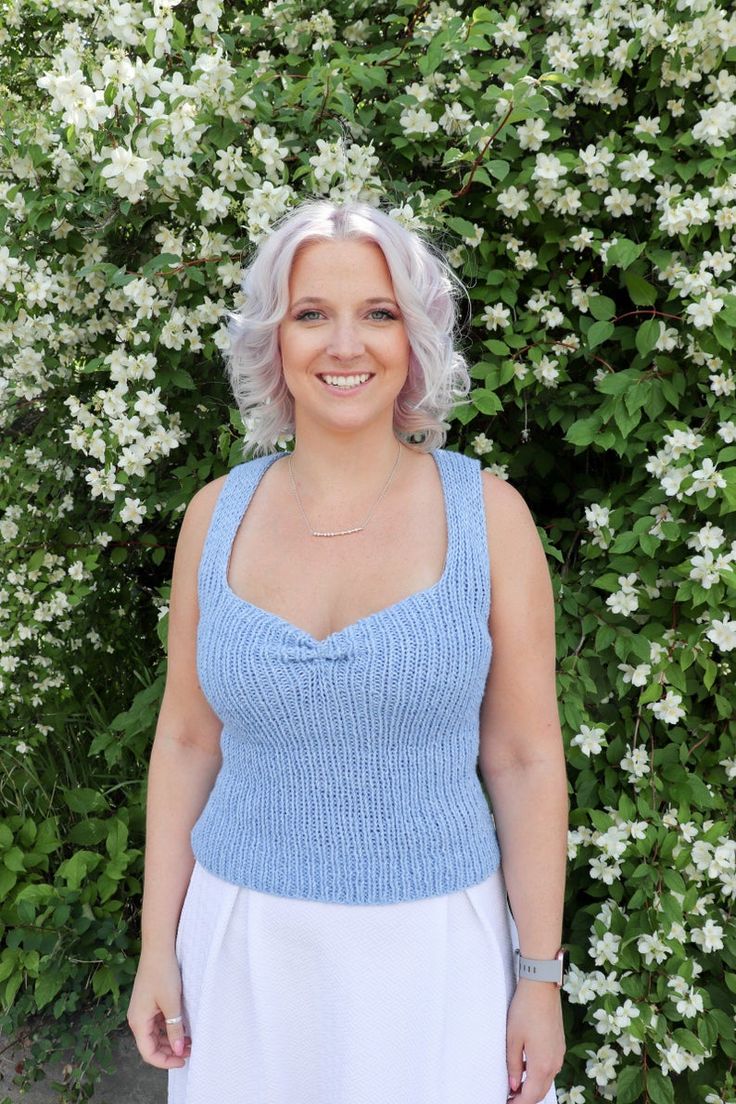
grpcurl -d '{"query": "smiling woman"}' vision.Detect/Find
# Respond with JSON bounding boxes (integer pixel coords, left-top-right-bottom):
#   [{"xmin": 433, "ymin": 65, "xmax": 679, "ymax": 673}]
[
  {"xmin": 220, "ymin": 199, "xmax": 473, "ymax": 457},
  {"xmin": 126, "ymin": 199, "xmax": 568, "ymax": 1104},
  {"xmin": 277, "ymin": 237, "xmax": 411, "ymax": 420}
]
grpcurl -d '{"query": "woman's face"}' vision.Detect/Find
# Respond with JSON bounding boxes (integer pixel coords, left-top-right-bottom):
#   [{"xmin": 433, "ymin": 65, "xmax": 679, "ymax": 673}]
[{"xmin": 278, "ymin": 238, "xmax": 411, "ymax": 433}]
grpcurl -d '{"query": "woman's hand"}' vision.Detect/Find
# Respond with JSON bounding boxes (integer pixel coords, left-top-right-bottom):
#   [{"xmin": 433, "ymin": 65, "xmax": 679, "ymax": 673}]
[
  {"xmin": 127, "ymin": 948, "xmax": 192, "ymax": 1069},
  {"xmin": 506, "ymin": 979, "xmax": 566, "ymax": 1102}
]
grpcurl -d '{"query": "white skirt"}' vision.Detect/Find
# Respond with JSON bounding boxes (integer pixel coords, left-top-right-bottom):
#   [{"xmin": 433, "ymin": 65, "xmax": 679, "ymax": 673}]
[{"xmin": 168, "ymin": 859, "xmax": 557, "ymax": 1104}]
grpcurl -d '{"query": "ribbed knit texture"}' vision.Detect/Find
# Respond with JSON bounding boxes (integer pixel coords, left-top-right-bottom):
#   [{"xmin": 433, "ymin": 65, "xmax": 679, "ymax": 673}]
[{"xmin": 191, "ymin": 446, "xmax": 500, "ymax": 905}]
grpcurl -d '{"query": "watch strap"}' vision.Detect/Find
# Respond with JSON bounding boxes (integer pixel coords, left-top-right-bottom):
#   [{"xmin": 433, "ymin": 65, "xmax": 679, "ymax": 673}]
[{"xmin": 515, "ymin": 947, "xmax": 566, "ymax": 986}]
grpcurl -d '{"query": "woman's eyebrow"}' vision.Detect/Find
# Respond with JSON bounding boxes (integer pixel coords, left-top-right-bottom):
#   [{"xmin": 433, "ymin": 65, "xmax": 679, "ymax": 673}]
[{"xmin": 292, "ymin": 296, "xmax": 399, "ymax": 308}]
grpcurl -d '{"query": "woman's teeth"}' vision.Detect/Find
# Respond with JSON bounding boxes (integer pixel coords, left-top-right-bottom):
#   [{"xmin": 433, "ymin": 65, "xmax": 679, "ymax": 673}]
[{"xmin": 319, "ymin": 373, "xmax": 373, "ymax": 390}]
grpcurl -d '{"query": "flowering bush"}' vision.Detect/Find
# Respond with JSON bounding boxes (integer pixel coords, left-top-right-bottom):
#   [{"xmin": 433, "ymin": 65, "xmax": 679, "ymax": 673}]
[{"xmin": 0, "ymin": 0, "xmax": 734, "ymax": 1099}]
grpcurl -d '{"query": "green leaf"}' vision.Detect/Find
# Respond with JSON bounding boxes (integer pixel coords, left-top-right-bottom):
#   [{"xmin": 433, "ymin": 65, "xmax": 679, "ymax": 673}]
[
  {"xmin": 3, "ymin": 846, "xmax": 25, "ymax": 872},
  {"xmin": 610, "ymin": 531, "xmax": 638, "ymax": 553},
  {"xmin": 589, "ymin": 295, "xmax": 617, "ymax": 321},
  {"xmin": 588, "ymin": 320, "xmax": 615, "ymax": 348},
  {"xmin": 565, "ymin": 416, "xmax": 600, "ymax": 446},
  {"xmin": 722, "ymin": 467, "xmax": 736, "ymax": 510},
  {"xmin": 471, "ymin": 388, "xmax": 502, "ymax": 414},
  {"xmin": 712, "ymin": 317, "xmax": 734, "ymax": 350},
  {"xmin": 35, "ymin": 971, "xmax": 65, "ymax": 1010},
  {"xmin": 597, "ymin": 368, "xmax": 639, "ymax": 395},
  {"xmin": 170, "ymin": 369, "xmax": 195, "ymax": 389},
  {"xmin": 63, "ymin": 787, "xmax": 108, "ymax": 814},
  {"xmin": 662, "ymin": 867, "xmax": 686, "ymax": 894},
  {"xmin": 616, "ymin": 1063, "xmax": 644, "ymax": 1104},
  {"xmin": 646, "ymin": 1068, "xmax": 675, "ymax": 1104},
  {"xmin": 486, "ymin": 159, "xmax": 510, "ymax": 181},
  {"xmin": 446, "ymin": 216, "xmax": 479, "ymax": 239},
  {"xmin": 106, "ymin": 818, "xmax": 128, "ymax": 859},
  {"xmin": 635, "ymin": 317, "xmax": 660, "ymax": 358},
  {"xmin": 484, "ymin": 340, "xmax": 509, "ymax": 355},
  {"xmin": 606, "ymin": 238, "xmax": 646, "ymax": 269},
  {"xmin": 141, "ymin": 253, "xmax": 181, "ymax": 277},
  {"xmin": 68, "ymin": 820, "xmax": 107, "ymax": 846},
  {"xmin": 442, "ymin": 147, "xmax": 466, "ymax": 167},
  {"xmin": 625, "ymin": 271, "xmax": 657, "ymax": 306},
  {"xmin": 57, "ymin": 850, "xmax": 102, "ymax": 891}
]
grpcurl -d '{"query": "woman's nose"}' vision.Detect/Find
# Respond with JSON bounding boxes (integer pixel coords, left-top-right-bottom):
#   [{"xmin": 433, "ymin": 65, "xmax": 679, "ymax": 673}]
[{"xmin": 325, "ymin": 321, "xmax": 366, "ymax": 358}]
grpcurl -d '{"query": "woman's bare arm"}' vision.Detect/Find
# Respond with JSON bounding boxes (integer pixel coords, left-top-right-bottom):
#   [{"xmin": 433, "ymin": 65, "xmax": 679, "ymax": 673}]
[
  {"xmin": 478, "ymin": 471, "xmax": 568, "ymax": 1102},
  {"xmin": 139, "ymin": 475, "xmax": 228, "ymax": 958},
  {"xmin": 478, "ymin": 471, "xmax": 567, "ymax": 955}
]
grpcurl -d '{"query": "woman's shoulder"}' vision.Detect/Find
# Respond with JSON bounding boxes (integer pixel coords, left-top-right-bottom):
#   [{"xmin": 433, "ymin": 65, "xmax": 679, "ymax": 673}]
[{"xmin": 479, "ymin": 467, "xmax": 546, "ymax": 578}]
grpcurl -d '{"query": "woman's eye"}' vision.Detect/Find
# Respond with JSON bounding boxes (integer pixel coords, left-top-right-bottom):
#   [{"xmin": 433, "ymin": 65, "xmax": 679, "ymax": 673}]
[{"xmin": 294, "ymin": 309, "xmax": 397, "ymax": 322}]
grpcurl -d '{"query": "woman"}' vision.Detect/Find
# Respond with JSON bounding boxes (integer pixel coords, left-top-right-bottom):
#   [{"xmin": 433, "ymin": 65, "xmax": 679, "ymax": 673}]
[{"xmin": 127, "ymin": 199, "xmax": 568, "ymax": 1104}]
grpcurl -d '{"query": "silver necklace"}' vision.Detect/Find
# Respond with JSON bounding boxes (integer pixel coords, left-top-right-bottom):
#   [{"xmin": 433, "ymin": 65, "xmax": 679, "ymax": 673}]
[{"xmin": 287, "ymin": 442, "xmax": 402, "ymax": 537}]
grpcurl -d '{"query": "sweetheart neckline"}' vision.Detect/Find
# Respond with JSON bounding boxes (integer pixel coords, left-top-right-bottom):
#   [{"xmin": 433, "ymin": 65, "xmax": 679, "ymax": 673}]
[{"xmin": 221, "ymin": 448, "xmax": 454, "ymax": 648}]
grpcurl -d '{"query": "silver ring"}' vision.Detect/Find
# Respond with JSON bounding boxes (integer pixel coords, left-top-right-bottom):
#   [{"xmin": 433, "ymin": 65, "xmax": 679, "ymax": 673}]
[{"xmin": 165, "ymin": 1014, "xmax": 184, "ymax": 1024}]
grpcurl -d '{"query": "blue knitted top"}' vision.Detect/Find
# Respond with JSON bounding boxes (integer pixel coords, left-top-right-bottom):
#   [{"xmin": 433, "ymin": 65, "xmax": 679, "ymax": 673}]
[{"xmin": 191, "ymin": 446, "xmax": 500, "ymax": 905}]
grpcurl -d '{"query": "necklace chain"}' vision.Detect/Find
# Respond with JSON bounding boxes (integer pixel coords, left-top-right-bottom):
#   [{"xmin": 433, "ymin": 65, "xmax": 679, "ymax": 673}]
[{"xmin": 287, "ymin": 442, "xmax": 402, "ymax": 537}]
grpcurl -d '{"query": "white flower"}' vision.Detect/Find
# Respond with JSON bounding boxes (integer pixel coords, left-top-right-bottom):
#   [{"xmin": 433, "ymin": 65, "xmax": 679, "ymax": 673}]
[
  {"xmin": 604, "ymin": 187, "xmax": 637, "ymax": 217},
  {"xmin": 399, "ymin": 106, "xmax": 438, "ymax": 136},
  {"xmin": 606, "ymin": 580, "xmax": 639, "ymax": 615},
  {"xmin": 620, "ymin": 744, "xmax": 650, "ymax": 781},
  {"xmin": 439, "ymin": 101, "xmax": 473, "ymax": 136},
  {"xmin": 691, "ymin": 919, "xmax": 724, "ymax": 952},
  {"xmin": 493, "ymin": 13, "xmax": 527, "ymax": 48},
  {"xmin": 717, "ymin": 419, "xmax": 736, "ymax": 443},
  {"xmin": 569, "ymin": 228, "xmax": 595, "ymax": 250},
  {"xmin": 481, "ymin": 303, "xmax": 511, "ymax": 330},
  {"xmin": 404, "ymin": 81, "xmax": 433, "ymax": 103},
  {"xmin": 197, "ymin": 186, "xmax": 231, "ymax": 224},
  {"xmin": 689, "ymin": 549, "xmax": 722, "ymax": 589},
  {"xmin": 585, "ymin": 503, "xmax": 610, "ymax": 530},
  {"xmin": 571, "ymin": 723, "xmax": 607, "ymax": 757},
  {"xmin": 0, "ymin": 245, "xmax": 22, "ymax": 291},
  {"xmin": 517, "ymin": 118, "xmax": 550, "ymax": 151},
  {"xmin": 692, "ymin": 100, "xmax": 736, "ymax": 148},
  {"xmin": 533, "ymin": 152, "xmax": 568, "ymax": 183},
  {"xmin": 688, "ymin": 457, "xmax": 727, "ymax": 498},
  {"xmin": 685, "ymin": 291, "xmax": 724, "ymax": 329},
  {"xmin": 617, "ymin": 662, "xmax": 651, "ymax": 687},
  {"xmin": 99, "ymin": 146, "xmax": 149, "ymax": 202},
  {"xmin": 119, "ymin": 497, "xmax": 148, "ymax": 525},
  {"xmin": 554, "ymin": 187, "xmax": 583, "ymax": 216},
  {"xmin": 541, "ymin": 306, "xmax": 565, "ymax": 328},
  {"xmin": 533, "ymin": 355, "xmax": 560, "ymax": 387},
  {"xmin": 648, "ymin": 690, "xmax": 686, "ymax": 725},
  {"xmin": 496, "ymin": 185, "xmax": 530, "ymax": 217},
  {"xmin": 634, "ymin": 115, "xmax": 661, "ymax": 138},
  {"xmin": 578, "ymin": 144, "xmax": 614, "ymax": 176},
  {"xmin": 471, "ymin": 433, "xmax": 493, "ymax": 456},
  {"xmin": 194, "ymin": 0, "xmax": 222, "ymax": 33},
  {"xmin": 585, "ymin": 1043, "xmax": 618, "ymax": 1087},
  {"xmin": 638, "ymin": 931, "xmax": 670, "ymax": 965},
  {"xmin": 706, "ymin": 618, "xmax": 736, "ymax": 649}
]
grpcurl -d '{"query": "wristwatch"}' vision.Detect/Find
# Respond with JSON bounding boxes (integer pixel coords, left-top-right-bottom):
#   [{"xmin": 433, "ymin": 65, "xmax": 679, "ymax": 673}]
[{"xmin": 515, "ymin": 946, "xmax": 567, "ymax": 987}]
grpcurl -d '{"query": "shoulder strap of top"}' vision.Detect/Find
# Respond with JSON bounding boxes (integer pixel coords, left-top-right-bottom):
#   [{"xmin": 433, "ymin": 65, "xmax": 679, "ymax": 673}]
[
  {"xmin": 197, "ymin": 454, "xmax": 282, "ymax": 606},
  {"xmin": 439, "ymin": 448, "xmax": 491, "ymax": 617}
]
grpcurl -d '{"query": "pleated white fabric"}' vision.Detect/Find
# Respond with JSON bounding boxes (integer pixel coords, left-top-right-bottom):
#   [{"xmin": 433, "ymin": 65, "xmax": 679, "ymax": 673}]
[{"xmin": 167, "ymin": 859, "xmax": 557, "ymax": 1104}]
